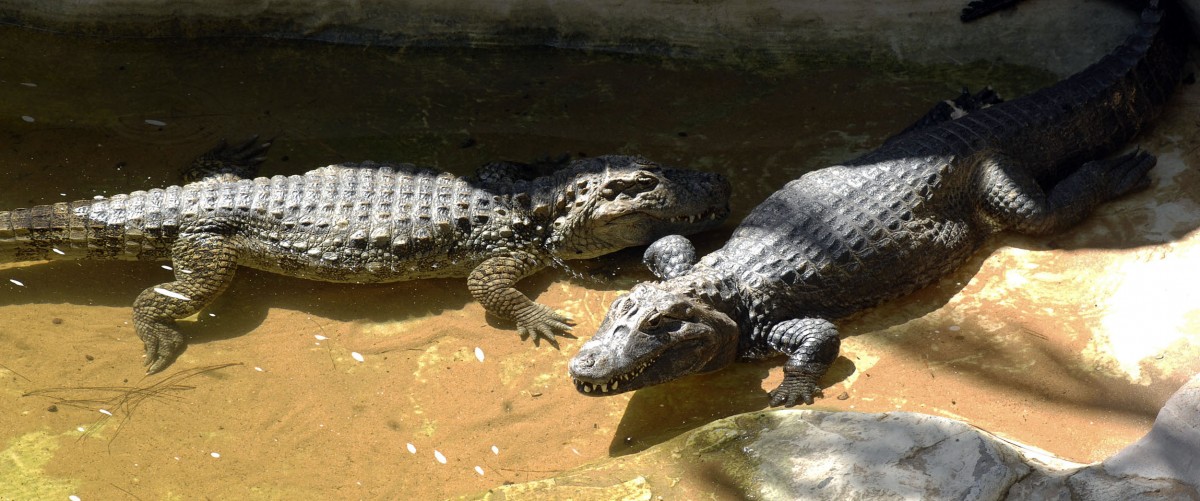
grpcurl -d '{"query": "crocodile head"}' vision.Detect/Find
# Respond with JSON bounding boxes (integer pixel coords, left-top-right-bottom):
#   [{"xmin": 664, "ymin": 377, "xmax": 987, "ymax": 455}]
[
  {"xmin": 568, "ymin": 282, "xmax": 739, "ymax": 395},
  {"xmin": 546, "ymin": 156, "xmax": 730, "ymax": 260}
]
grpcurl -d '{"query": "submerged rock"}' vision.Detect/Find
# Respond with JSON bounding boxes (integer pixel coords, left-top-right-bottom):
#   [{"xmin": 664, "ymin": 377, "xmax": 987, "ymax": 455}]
[{"xmin": 463, "ymin": 374, "xmax": 1200, "ymax": 500}]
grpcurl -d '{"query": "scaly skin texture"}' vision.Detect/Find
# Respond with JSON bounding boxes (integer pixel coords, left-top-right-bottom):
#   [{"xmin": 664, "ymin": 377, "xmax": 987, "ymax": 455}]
[
  {"xmin": 570, "ymin": 2, "xmax": 1188, "ymax": 406},
  {"xmin": 0, "ymin": 141, "xmax": 730, "ymax": 373}
]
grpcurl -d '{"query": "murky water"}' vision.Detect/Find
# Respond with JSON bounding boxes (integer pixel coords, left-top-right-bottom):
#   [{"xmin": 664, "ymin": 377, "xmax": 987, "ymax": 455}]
[{"xmin": 1, "ymin": 23, "xmax": 1197, "ymax": 500}]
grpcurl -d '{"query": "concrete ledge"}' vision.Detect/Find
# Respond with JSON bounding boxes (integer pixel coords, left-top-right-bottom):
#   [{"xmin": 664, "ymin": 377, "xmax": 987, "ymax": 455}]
[{"xmin": 0, "ymin": 0, "xmax": 1165, "ymax": 74}]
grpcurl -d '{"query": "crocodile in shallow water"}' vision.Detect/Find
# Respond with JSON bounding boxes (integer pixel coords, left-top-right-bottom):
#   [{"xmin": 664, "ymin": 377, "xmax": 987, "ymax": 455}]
[
  {"xmin": 568, "ymin": 1, "xmax": 1189, "ymax": 406},
  {"xmin": 0, "ymin": 140, "xmax": 730, "ymax": 373}
]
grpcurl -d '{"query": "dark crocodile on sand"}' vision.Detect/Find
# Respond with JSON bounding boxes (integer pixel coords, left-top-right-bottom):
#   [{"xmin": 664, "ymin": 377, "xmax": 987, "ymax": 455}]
[
  {"xmin": 569, "ymin": 0, "xmax": 1190, "ymax": 406},
  {"xmin": 0, "ymin": 140, "xmax": 730, "ymax": 373}
]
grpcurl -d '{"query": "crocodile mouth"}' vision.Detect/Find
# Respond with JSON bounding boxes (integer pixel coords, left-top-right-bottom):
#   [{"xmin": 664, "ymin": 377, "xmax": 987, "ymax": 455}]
[
  {"xmin": 661, "ymin": 207, "xmax": 728, "ymax": 225},
  {"xmin": 571, "ymin": 358, "xmax": 649, "ymax": 395},
  {"xmin": 570, "ymin": 339, "xmax": 702, "ymax": 396}
]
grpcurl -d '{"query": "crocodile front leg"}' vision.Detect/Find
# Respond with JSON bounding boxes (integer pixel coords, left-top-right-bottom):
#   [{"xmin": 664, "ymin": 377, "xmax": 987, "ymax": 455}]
[
  {"xmin": 134, "ymin": 232, "xmax": 240, "ymax": 373},
  {"xmin": 764, "ymin": 317, "xmax": 841, "ymax": 406},
  {"xmin": 467, "ymin": 252, "xmax": 573, "ymax": 346},
  {"xmin": 642, "ymin": 234, "xmax": 698, "ymax": 280}
]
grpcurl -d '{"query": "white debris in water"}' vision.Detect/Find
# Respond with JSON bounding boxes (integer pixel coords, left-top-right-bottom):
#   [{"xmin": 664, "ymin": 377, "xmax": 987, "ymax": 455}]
[
  {"xmin": 948, "ymin": 325, "xmax": 961, "ymax": 332},
  {"xmin": 571, "ymin": 448, "xmax": 581, "ymax": 456},
  {"xmin": 314, "ymin": 334, "xmax": 328, "ymax": 341},
  {"xmin": 69, "ymin": 496, "xmax": 80, "ymax": 501},
  {"xmin": 434, "ymin": 450, "xmax": 447, "ymax": 464},
  {"xmin": 98, "ymin": 409, "xmax": 112, "ymax": 416},
  {"xmin": 20, "ymin": 82, "xmax": 36, "ymax": 87},
  {"xmin": 9, "ymin": 279, "xmax": 23, "ymax": 287},
  {"xmin": 474, "ymin": 347, "xmax": 485, "ymax": 362},
  {"xmin": 51, "ymin": 248, "xmax": 65, "ymax": 255},
  {"xmin": 406, "ymin": 443, "xmax": 417, "ymax": 454},
  {"xmin": 254, "ymin": 367, "xmax": 264, "ymax": 372},
  {"xmin": 153, "ymin": 287, "xmax": 191, "ymax": 301},
  {"xmin": 208, "ymin": 313, "xmax": 216, "ymax": 317},
  {"xmin": 210, "ymin": 452, "xmax": 220, "ymax": 458},
  {"xmin": 161, "ymin": 265, "xmax": 173, "ymax": 271},
  {"xmin": 145, "ymin": 119, "xmax": 167, "ymax": 127},
  {"xmin": 351, "ymin": 352, "xmax": 365, "ymax": 362},
  {"xmin": 76, "ymin": 426, "xmax": 86, "ymax": 432},
  {"xmin": 21, "ymin": 115, "xmax": 34, "ymax": 123},
  {"xmin": 474, "ymin": 466, "xmax": 485, "ymax": 476},
  {"xmin": 491, "ymin": 445, "xmax": 499, "ymax": 455}
]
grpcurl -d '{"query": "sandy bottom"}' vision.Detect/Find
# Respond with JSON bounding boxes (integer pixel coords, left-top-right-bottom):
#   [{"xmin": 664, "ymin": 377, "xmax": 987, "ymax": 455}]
[{"xmin": 0, "ymin": 23, "xmax": 1198, "ymax": 500}]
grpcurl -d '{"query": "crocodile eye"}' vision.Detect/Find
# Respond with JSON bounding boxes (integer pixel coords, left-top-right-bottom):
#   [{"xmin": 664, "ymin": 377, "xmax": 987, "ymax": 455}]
[
  {"xmin": 645, "ymin": 313, "xmax": 663, "ymax": 330},
  {"xmin": 635, "ymin": 173, "xmax": 659, "ymax": 189}
]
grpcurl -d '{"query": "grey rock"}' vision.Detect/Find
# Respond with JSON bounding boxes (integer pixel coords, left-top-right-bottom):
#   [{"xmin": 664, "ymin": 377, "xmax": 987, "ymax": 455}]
[
  {"xmin": 1102, "ymin": 375, "xmax": 1200, "ymax": 488},
  {"xmin": 463, "ymin": 374, "xmax": 1200, "ymax": 500},
  {"xmin": 723, "ymin": 411, "xmax": 1031, "ymax": 500}
]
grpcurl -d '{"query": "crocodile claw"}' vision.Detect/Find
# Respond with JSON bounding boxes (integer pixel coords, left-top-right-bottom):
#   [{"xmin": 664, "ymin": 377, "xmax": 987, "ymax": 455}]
[
  {"xmin": 141, "ymin": 330, "xmax": 185, "ymax": 375},
  {"xmin": 516, "ymin": 304, "xmax": 574, "ymax": 348},
  {"xmin": 768, "ymin": 374, "xmax": 822, "ymax": 407},
  {"xmin": 1104, "ymin": 149, "xmax": 1157, "ymax": 197},
  {"xmin": 181, "ymin": 135, "xmax": 273, "ymax": 183}
]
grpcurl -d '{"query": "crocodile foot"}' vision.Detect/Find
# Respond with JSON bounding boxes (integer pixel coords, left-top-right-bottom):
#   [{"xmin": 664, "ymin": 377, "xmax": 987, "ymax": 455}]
[
  {"xmin": 516, "ymin": 304, "xmax": 574, "ymax": 347},
  {"xmin": 1091, "ymin": 149, "xmax": 1157, "ymax": 198},
  {"xmin": 769, "ymin": 369, "xmax": 824, "ymax": 407},
  {"xmin": 181, "ymin": 136, "xmax": 273, "ymax": 183},
  {"xmin": 139, "ymin": 325, "xmax": 186, "ymax": 375}
]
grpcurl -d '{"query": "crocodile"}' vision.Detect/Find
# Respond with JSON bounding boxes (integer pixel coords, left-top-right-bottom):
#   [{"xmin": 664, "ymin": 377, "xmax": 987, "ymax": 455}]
[
  {"xmin": 569, "ymin": 1, "xmax": 1189, "ymax": 406},
  {"xmin": 0, "ymin": 139, "xmax": 730, "ymax": 373}
]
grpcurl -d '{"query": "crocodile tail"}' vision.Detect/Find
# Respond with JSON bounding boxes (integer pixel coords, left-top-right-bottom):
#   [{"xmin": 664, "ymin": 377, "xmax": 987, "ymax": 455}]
[
  {"xmin": 1087, "ymin": 0, "xmax": 1188, "ymax": 130},
  {"xmin": 1000, "ymin": 0, "xmax": 1189, "ymax": 179},
  {"xmin": 0, "ymin": 189, "xmax": 178, "ymax": 263},
  {"xmin": 960, "ymin": 0, "xmax": 1022, "ymax": 23}
]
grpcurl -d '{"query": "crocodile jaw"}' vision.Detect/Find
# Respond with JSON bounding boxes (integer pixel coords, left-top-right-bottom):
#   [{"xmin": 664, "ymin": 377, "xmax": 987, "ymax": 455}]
[{"xmin": 568, "ymin": 283, "xmax": 739, "ymax": 395}]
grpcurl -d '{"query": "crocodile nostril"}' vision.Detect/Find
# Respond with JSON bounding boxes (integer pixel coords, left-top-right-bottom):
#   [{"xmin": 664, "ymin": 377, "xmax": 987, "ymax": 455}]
[{"xmin": 571, "ymin": 353, "xmax": 596, "ymax": 370}]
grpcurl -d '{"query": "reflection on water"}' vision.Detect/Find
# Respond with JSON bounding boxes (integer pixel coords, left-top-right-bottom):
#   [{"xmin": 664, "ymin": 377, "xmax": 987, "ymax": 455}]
[{"xmin": 3, "ymin": 22, "xmax": 1193, "ymax": 500}]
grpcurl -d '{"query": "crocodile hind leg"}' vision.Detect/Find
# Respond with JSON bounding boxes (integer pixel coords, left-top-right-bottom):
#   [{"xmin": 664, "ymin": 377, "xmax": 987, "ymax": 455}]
[
  {"xmin": 763, "ymin": 317, "xmax": 841, "ymax": 406},
  {"xmin": 133, "ymin": 233, "xmax": 240, "ymax": 373},
  {"xmin": 977, "ymin": 150, "xmax": 1156, "ymax": 235},
  {"xmin": 467, "ymin": 252, "xmax": 573, "ymax": 347}
]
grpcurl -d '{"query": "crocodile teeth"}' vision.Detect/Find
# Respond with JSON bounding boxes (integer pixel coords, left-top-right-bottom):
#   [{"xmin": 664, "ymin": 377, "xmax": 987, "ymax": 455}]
[{"xmin": 574, "ymin": 358, "xmax": 651, "ymax": 393}]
